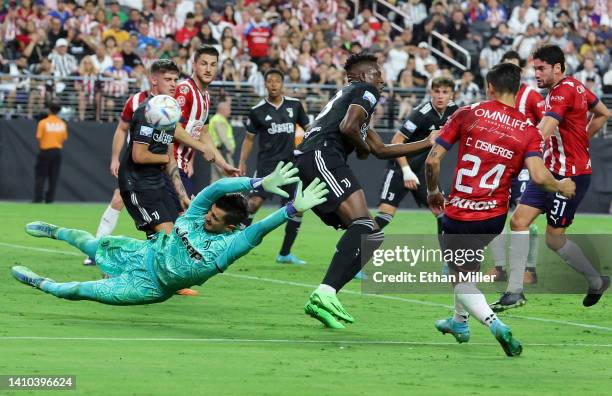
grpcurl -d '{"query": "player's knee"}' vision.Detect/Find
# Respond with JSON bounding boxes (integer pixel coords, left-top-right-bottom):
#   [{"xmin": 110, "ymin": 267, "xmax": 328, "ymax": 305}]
[
  {"xmin": 510, "ymin": 213, "xmax": 530, "ymax": 231},
  {"xmin": 111, "ymin": 190, "xmax": 124, "ymax": 209},
  {"xmin": 545, "ymin": 231, "xmax": 566, "ymax": 251}
]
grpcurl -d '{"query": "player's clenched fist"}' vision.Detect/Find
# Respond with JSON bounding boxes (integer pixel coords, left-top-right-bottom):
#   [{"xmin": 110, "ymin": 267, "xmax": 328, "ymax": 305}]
[{"xmin": 557, "ymin": 178, "xmax": 576, "ymax": 199}]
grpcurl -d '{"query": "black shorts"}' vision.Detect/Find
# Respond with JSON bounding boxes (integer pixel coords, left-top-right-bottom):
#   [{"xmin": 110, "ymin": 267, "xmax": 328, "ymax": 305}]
[
  {"xmin": 509, "ymin": 168, "xmax": 530, "ymax": 208},
  {"xmin": 377, "ymin": 163, "xmax": 428, "ymax": 207},
  {"xmin": 294, "ymin": 149, "xmax": 361, "ymax": 229},
  {"xmin": 251, "ymin": 160, "xmax": 296, "ymax": 202},
  {"xmin": 440, "ymin": 214, "xmax": 507, "ymax": 273},
  {"xmin": 120, "ymin": 187, "xmax": 179, "ymax": 232}
]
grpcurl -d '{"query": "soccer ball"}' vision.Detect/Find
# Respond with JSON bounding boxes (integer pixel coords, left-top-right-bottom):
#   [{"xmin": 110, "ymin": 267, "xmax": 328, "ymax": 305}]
[{"xmin": 145, "ymin": 95, "xmax": 181, "ymax": 130}]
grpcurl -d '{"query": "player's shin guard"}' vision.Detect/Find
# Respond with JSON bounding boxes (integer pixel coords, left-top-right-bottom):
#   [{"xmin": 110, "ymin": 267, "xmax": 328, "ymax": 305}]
[
  {"xmin": 57, "ymin": 229, "xmax": 100, "ymax": 259},
  {"xmin": 556, "ymin": 239, "xmax": 603, "ymax": 290},
  {"xmin": 322, "ymin": 218, "xmax": 375, "ymax": 291},
  {"xmin": 374, "ymin": 212, "xmax": 393, "ymax": 230},
  {"xmin": 279, "ymin": 216, "xmax": 301, "ymax": 256},
  {"xmin": 506, "ymin": 231, "xmax": 529, "ymax": 293}
]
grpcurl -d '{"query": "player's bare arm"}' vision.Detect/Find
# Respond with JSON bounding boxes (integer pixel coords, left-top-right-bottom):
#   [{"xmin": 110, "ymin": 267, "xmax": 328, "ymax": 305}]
[
  {"xmin": 238, "ymin": 132, "xmax": 256, "ymax": 176},
  {"xmin": 339, "ymin": 104, "xmax": 371, "ymax": 157},
  {"xmin": 586, "ymin": 101, "xmax": 610, "ymax": 138},
  {"xmin": 110, "ymin": 119, "xmax": 129, "ymax": 177},
  {"xmin": 424, "ymin": 143, "xmax": 447, "ymax": 215},
  {"xmin": 174, "ymin": 123, "xmax": 216, "ymax": 162},
  {"xmin": 365, "ymin": 128, "xmax": 433, "ymax": 160},
  {"xmin": 537, "ymin": 115, "xmax": 560, "ymax": 140},
  {"xmin": 131, "ymin": 142, "xmax": 170, "ymax": 165},
  {"xmin": 165, "ymin": 144, "xmax": 190, "ymax": 209},
  {"xmin": 524, "ymin": 156, "xmax": 576, "ymax": 198}
]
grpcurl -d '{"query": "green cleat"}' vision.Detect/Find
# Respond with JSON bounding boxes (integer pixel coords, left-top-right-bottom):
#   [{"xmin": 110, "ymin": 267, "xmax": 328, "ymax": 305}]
[
  {"xmin": 307, "ymin": 290, "xmax": 354, "ymax": 324},
  {"xmin": 25, "ymin": 221, "xmax": 59, "ymax": 239},
  {"xmin": 435, "ymin": 318, "xmax": 470, "ymax": 343},
  {"xmin": 304, "ymin": 302, "xmax": 345, "ymax": 329},
  {"xmin": 11, "ymin": 265, "xmax": 53, "ymax": 288},
  {"xmin": 490, "ymin": 320, "xmax": 523, "ymax": 357}
]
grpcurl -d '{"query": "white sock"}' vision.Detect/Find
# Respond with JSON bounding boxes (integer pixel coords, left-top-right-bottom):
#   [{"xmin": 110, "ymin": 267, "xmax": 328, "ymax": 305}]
[
  {"xmin": 526, "ymin": 224, "xmax": 539, "ymax": 268},
  {"xmin": 454, "ymin": 282, "xmax": 498, "ymax": 327},
  {"xmin": 317, "ymin": 284, "xmax": 336, "ymax": 294},
  {"xmin": 453, "ymin": 294, "xmax": 469, "ymax": 323},
  {"xmin": 489, "ymin": 229, "xmax": 507, "ymax": 268},
  {"xmin": 96, "ymin": 205, "xmax": 121, "ymax": 238},
  {"xmin": 506, "ymin": 230, "xmax": 530, "ymax": 293},
  {"xmin": 556, "ymin": 240, "xmax": 602, "ymax": 290}
]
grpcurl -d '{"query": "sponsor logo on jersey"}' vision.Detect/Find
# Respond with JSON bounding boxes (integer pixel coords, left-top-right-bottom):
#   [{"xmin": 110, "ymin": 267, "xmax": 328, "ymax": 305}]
[
  {"xmin": 175, "ymin": 227, "xmax": 203, "ymax": 261},
  {"xmin": 286, "ymin": 107, "xmax": 293, "ymax": 118},
  {"xmin": 177, "ymin": 95, "xmax": 186, "ymax": 106},
  {"xmin": 363, "ymin": 91, "xmax": 377, "ymax": 106},
  {"xmin": 153, "ymin": 130, "xmax": 174, "ymax": 144},
  {"xmin": 139, "ymin": 125, "xmax": 153, "ymax": 137},
  {"xmin": 268, "ymin": 122, "xmax": 295, "ymax": 134},
  {"xmin": 449, "ymin": 196, "xmax": 497, "ymax": 210},
  {"xmin": 403, "ymin": 119, "xmax": 417, "ymax": 133},
  {"xmin": 473, "ymin": 108, "xmax": 527, "ymax": 131},
  {"xmin": 550, "ymin": 95, "xmax": 564, "ymax": 102},
  {"xmin": 576, "ymin": 85, "xmax": 585, "ymax": 94},
  {"xmin": 179, "ymin": 85, "xmax": 189, "ymax": 94}
]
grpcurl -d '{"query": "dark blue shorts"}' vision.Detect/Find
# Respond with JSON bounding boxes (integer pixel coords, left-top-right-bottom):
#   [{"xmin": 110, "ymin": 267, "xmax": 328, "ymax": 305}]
[
  {"xmin": 519, "ymin": 173, "xmax": 591, "ymax": 228},
  {"xmin": 440, "ymin": 214, "xmax": 507, "ymax": 273},
  {"xmin": 510, "ymin": 168, "xmax": 531, "ymax": 208},
  {"xmin": 163, "ymin": 169, "xmax": 195, "ymax": 213}
]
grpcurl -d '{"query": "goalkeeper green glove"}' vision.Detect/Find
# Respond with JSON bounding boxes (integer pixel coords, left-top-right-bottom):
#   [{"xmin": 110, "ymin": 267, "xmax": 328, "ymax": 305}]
[
  {"xmin": 260, "ymin": 161, "xmax": 300, "ymax": 198},
  {"xmin": 287, "ymin": 178, "xmax": 329, "ymax": 215}
]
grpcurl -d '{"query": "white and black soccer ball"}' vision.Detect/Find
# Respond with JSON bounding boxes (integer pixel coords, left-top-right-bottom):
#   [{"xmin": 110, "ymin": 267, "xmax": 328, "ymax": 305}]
[{"xmin": 145, "ymin": 95, "xmax": 181, "ymax": 130}]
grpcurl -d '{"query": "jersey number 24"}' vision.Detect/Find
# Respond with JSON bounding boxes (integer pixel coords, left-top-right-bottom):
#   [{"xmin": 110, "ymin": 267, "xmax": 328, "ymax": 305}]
[{"xmin": 455, "ymin": 154, "xmax": 506, "ymax": 195}]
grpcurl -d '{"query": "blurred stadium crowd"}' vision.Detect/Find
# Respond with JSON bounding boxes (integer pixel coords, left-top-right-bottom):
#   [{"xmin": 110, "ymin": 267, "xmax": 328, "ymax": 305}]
[{"xmin": 0, "ymin": 0, "xmax": 610, "ymax": 123}]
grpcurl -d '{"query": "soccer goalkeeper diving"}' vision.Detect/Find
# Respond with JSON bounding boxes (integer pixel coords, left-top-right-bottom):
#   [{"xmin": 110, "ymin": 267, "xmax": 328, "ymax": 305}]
[{"xmin": 12, "ymin": 162, "xmax": 328, "ymax": 305}]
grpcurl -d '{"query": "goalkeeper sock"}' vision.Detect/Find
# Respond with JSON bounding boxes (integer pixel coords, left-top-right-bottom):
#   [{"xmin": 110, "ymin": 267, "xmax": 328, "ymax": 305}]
[
  {"xmin": 556, "ymin": 239, "xmax": 602, "ymax": 289},
  {"xmin": 374, "ymin": 212, "xmax": 393, "ymax": 230},
  {"xmin": 279, "ymin": 216, "xmax": 302, "ymax": 256},
  {"xmin": 455, "ymin": 282, "xmax": 498, "ymax": 327},
  {"xmin": 322, "ymin": 218, "xmax": 375, "ymax": 291},
  {"xmin": 96, "ymin": 205, "xmax": 121, "ymax": 238},
  {"xmin": 58, "ymin": 228, "xmax": 100, "ymax": 258},
  {"xmin": 506, "ymin": 230, "xmax": 529, "ymax": 293}
]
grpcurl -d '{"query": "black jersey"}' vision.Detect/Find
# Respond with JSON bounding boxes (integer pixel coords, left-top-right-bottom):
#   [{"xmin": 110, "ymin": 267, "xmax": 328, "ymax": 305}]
[
  {"xmin": 389, "ymin": 100, "xmax": 459, "ymax": 168},
  {"xmin": 246, "ymin": 96, "xmax": 309, "ymax": 167},
  {"xmin": 118, "ymin": 99, "xmax": 176, "ymax": 191},
  {"xmin": 298, "ymin": 81, "xmax": 380, "ymax": 161}
]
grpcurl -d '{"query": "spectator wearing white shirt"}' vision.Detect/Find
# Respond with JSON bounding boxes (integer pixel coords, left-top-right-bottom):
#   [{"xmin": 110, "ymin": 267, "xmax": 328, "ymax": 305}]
[
  {"xmin": 575, "ymin": 58, "xmax": 603, "ymax": 97},
  {"xmin": 400, "ymin": 0, "xmax": 428, "ymax": 29},
  {"xmin": 209, "ymin": 11, "xmax": 231, "ymax": 43},
  {"xmin": 175, "ymin": 0, "xmax": 195, "ymax": 26},
  {"xmin": 479, "ymin": 35, "xmax": 505, "ymax": 80},
  {"xmin": 91, "ymin": 45, "xmax": 112, "ymax": 73},
  {"xmin": 510, "ymin": 0, "xmax": 539, "ymax": 27},
  {"xmin": 48, "ymin": 38, "xmax": 77, "ymax": 78},
  {"xmin": 512, "ymin": 23, "xmax": 540, "ymax": 60},
  {"xmin": 384, "ymin": 36, "xmax": 409, "ymax": 84},
  {"xmin": 603, "ymin": 64, "xmax": 612, "ymax": 94},
  {"xmin": 454, "ymin": 70, "xmax": 481, "ymax": 106},
  {"xmin": 414, "ymin": 42, "xmax": 437, "ymax": 80}
]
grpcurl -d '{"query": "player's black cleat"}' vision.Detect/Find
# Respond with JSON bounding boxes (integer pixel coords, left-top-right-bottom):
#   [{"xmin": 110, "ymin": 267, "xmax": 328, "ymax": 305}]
[
  {"xmin": 583, "ymin": 276, "xmax": 610, "ymax": 307},
  {"xmin": 490, "ymin": 292, "xmax": 527, "ymax": 312}
]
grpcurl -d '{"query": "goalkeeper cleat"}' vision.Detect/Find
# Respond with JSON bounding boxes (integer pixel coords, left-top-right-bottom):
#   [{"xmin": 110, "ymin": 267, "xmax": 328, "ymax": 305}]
[
  {"xmin": 490, "ymin": 320, "xmax": 522, "ymax": 357},
  {"xmin": 176, "ymin": 288, "xmax": 199, "ymax": 296},
  {"xmin": 435, "ymin": 318, "xmax": 470, "ymax": 343},
  {"xmin": 490, "ymin": 292, "xmax": 527, "ymax": 312},
  {"xmin": 276, "ymin": 254, "xmax": 306, "ymax": 265},
  {"xmin": 304, "ymin": 302, "xmax": 345, "ymax": 329},
  {"xmin": 583, "ymin": 276, "xmax": 610, "ymax": 307},
  {"xmin": 485, "ymin": 266, "xmax": 507, "ymax": 282},
  {"xmin": 83, "ymin": 257, "xmax": 96, "ymax": 266},
  {"xmin": 308, "ymin": 290, "xmax": 354, "ymax": 323},
  {"xmin": 25, "ymin": 221, "xmax": 59, "ymax": 239},
  {"xmin": 11, "ymin": 265, "xmax": 53, "ymax": 288}
]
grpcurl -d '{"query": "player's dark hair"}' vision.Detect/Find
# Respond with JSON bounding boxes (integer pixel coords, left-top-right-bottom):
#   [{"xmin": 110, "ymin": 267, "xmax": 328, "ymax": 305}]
[
  {"xmin": 215, "ymin": 193, "xmax": 249, "ymax": 226},
  {"xmin": 485, "ymin": 63, "xmax": 521, "ymax": 95},
  {"xmin": 501, "ymin": 50, "xmax": 525, "ymax": 68},
  {"xmin": 193, "ymin": 45, "xmax": 219, "ymax": 62},
  {"xmin": 150, "ymin": 59, "xmax": 180, "ymax": 75},
  {"xmin": 344, "ymin": 52, "xmax": 378, "ymax": 73},
  {"xmin": 264, "ymin": 68, "xmax": 284, "ymax": 81},
  {"xmin": 48, "ymin": 102, "xmax": 61, "ymax": 114},
  {"xmin": 430, "ymin": 76, "xmax": 455, "ymax": 91},
  {"xmin": 532, "ymin": 44, "xmax": 565, "ymax": 73}
]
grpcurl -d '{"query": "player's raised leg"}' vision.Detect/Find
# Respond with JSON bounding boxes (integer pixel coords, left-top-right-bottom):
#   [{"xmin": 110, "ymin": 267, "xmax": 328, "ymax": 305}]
[{"xmin": 26, "ymin": 221, "xmax": 100, "ymax": 259}]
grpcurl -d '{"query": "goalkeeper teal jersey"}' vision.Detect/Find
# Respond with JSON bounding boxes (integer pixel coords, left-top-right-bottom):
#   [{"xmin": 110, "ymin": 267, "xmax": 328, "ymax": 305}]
[{"xmin": 151, "ymin": 177, "xmax": 291, "ymax": 292}]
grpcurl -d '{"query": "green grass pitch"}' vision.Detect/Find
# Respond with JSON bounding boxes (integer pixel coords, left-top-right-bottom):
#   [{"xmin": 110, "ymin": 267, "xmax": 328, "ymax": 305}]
[{"xmin": 1, "ymin": 202, "xmax": 611, "ymax": 395}]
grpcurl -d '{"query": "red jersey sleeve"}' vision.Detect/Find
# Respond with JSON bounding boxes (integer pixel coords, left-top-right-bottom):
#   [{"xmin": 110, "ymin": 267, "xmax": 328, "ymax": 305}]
[
  {"xmin": 435, "ymin": 106, "xmax": 468, "ymax": 150},
  {"xmin": 527, "ymin": 89, "xmax": 545, "ymax": 125},
  {"xmin": 544, "ymin": 84, "xmax": 572, "ymax": 122},
  {"xmin": 120, "ymin": 94, "xmax": 136, "ymax": 123},
  {"xmin": 585, "ymin": 85, "xmax": 600, "ymax": 110},
  {"xmin": 175, "ymin": 84, "xmax": 193, "ymax": 127},
  {"xmin": 523, "ymin": 125, "xmax": 544, "ymax": 160}
]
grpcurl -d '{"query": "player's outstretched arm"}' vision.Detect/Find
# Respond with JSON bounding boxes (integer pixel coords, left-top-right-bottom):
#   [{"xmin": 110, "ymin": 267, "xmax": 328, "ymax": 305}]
[
  {"xmin": 586, "ymin": 101, "xmax": 610, "ymax": 138},
  {"xmin": 339, "ymin": 105, "xmax": 371, "ymax": 157},
  {"xmin": 216, "ymin": 179, "xmax": 328, "ymax": 270},
  {"xmin": 238, "ymin": 132, "xmax": 256, "ymax": 176},
  {"xmin": 525, "ymin": 156, "xmax": 576, "ymax": 198},
  {"xmin": 174, "ymin": 123, "xmax": 216, "ymax": 163},
  {"xmin": 424, "ymin": 143, "xmax": 447, "ymax": 216},
  {"xmin": 165, "ymin": 145, "xmax": 191, "ymax": 210},
  {"xmin": 110, "ymin": 119, "xmax": 129, "ymax": 177},
  {"xmin": 365, "ymin": 128, "xmax": 433, "ymax": 160}
]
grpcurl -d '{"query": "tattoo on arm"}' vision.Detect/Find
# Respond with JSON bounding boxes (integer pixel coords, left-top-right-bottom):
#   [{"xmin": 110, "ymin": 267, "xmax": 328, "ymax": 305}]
[
  {"xmin": 167, "ymin": 163, "xmax": 187, "ymax": 198},
  {"xmin": 425, "ymin": 144, "xmax": 441, "ymax": 191}
]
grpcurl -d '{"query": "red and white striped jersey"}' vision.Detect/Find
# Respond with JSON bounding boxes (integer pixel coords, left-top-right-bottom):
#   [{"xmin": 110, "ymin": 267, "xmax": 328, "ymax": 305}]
[
  {"xmin": 120, "ymin": 90, "xmax": 149, "ymax": 123},
  {"xmin": 515, "ymin": 84, "xmax": 544, "ymax": 126},
  {"xmin": 162, "ymin": 14, "xmax": 179, "ymax": 35},
  {"xmin": 103, "ymin": 67, "xmax": 131, "ymax": 97},
  {"xmin": 149, "ymin": 20, "xmax": 171, "ymax": 40},
  {"xmin": 2, "ymin": 17, "xmax": 17, "ymax": 41},
  {"xmin": 173, "ymin": 78, "xmax": 211, "ymax": 172}
]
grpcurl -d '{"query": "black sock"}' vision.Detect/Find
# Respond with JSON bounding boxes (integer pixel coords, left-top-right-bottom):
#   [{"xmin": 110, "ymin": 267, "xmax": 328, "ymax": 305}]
[
  {"xmin": 374, "ymin": 212, "xmax": 393, "ymax": 230},
  {"xmin": 436, "ymin": 214, "xmax": 444, "ymax": 235},
  {"xmin": 279, "ymin": 217, "xmax": 301, "ymax": 256},
  {"xmin": 322, "ymin": 218, "xmax": 375, "ymax": 290},
  {"xmin": 242, "ymin": 214, "xmax": 254, "ymax": 227},
  {"xmin": 338, "ymin": 230, "xmax": 385, "ymax": 289}
]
